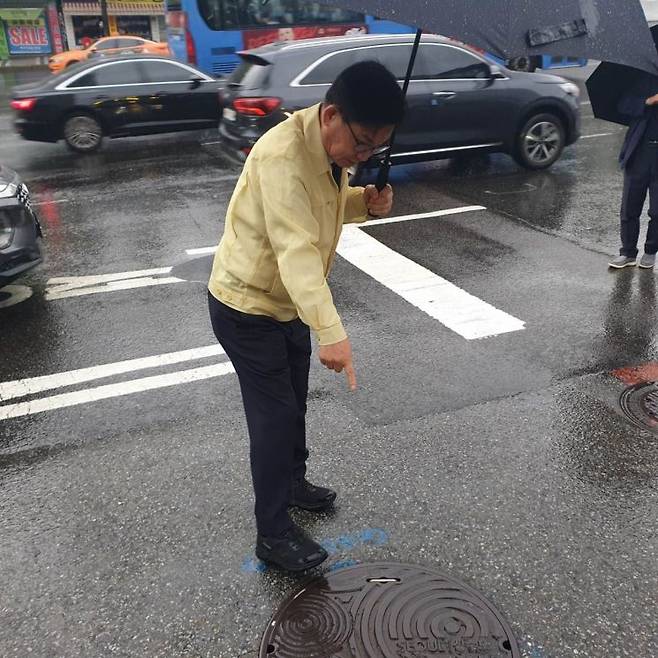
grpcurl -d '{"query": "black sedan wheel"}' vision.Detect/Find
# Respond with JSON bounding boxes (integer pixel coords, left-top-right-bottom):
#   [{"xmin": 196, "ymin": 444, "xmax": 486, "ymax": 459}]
[
  {"xmin": 514, "ymin": 113, "xmax": 564, "ymax": 170},
  {"xmin": 63, "ymin": 113, "xmax": 103, "ymax": 153}
]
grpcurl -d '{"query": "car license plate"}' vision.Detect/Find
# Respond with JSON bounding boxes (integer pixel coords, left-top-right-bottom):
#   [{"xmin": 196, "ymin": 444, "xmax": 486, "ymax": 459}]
[{"xmin": 223, "ymin": 107, "xmax": 236, "ymax": 121}]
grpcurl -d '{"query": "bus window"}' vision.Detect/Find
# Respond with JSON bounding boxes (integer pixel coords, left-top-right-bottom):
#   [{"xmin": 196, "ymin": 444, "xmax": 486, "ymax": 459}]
[{"xmin": 197, "ymin": 0, "xmax": 363, "ymax": 30}]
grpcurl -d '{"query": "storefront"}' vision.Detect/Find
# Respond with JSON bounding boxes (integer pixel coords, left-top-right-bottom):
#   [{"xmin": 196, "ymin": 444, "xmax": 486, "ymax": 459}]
[
  {"xmin": 61, "ymin": 1, "xmax": 165, "ymax": 47},
  {"xmin": 0, "ymin": 1, "xmax": 65, "ymax": 63}
]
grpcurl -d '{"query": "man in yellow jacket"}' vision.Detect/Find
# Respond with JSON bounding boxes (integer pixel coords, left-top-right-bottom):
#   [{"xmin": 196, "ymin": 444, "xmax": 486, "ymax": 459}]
[{"xmin": 208, "ymin": 61, "xmax": 405, "ymax": 571}]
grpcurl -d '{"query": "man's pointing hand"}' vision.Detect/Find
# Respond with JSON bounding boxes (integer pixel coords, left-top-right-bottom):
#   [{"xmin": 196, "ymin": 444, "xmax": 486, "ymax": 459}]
[{"xmin": 319, "ymin": 337, "xmax": 357, "ymax": 391}]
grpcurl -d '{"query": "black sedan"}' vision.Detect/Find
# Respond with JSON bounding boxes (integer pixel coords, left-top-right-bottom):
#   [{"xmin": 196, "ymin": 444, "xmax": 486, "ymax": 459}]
[
  {"xmin": 219, "ymin": 34, "xmax": 581, "ymax": 170},
  {"xmin": 11, "ymin": 55, "xmax": 222, "ymax": 153},
  {"xmin": 0, "ymin": 164, "xmax": 42, "ymax": 287}
]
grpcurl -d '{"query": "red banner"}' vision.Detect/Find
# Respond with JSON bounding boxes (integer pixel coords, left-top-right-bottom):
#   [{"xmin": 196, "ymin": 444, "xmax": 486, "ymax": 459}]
[
  {"xmin": 243, "ymin": 24, "xmax": 366, "ymax": 51},
  {"xmin": 47, "ymin": 2, "xmax": 64, "ymax": 53}
]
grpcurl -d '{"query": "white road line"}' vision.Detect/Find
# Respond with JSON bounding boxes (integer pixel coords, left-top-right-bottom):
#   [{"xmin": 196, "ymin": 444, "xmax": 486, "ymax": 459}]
[
  {"xmin": 185, "ymin": 207, "xmax": 487, "ymax": 256},
  {"xmin": 580, "ymin": 132, "xmax": 617, "ymax": 139},
  {"xmin": 46, "ymin": 276, "xmax": 185, "ymax": 300},
  {"xmin": 48, "ymin": 267, "xmax": 172, "ymax": 286},
  {"xmin": 187, "ymin": 204, "xmax": 524, "ymax": 339},
  {"xmin": 0, "ymin": 362, "xmax": 235, "ymax": 420},
  {"xmin": 186, "ymin": 246, "xmax": 218, "ymax": 255},
  {"xmin": 361, "ymin": 206, "xmax": 486, "ymax": 227},
  {"xmin": 337, "ymin": 227, "xmax": 525, "ymax": 339},
  {"xmin": 33, "ymin": 199, "xmax": 71, "ymax": 206},
  {"xmin": 0, "ymin": 284, "xmax": 33, "ymax": 309},
  {"xmin": 0, "ymin": 345, "xmax": 225, "ymax": 402},
  {"xmin": 45, "ymin": 267, "xmax": 185, "ymax": 300}
]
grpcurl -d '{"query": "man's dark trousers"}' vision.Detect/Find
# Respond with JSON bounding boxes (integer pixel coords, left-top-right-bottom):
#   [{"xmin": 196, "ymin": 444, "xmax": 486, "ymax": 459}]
[
  {"xmin": 208, "ymin": 292, "xmax": 310, "ymax": 537},
  {"xmin": 620, "ymin": 141, "xmax": 658, "ymax": 257}
]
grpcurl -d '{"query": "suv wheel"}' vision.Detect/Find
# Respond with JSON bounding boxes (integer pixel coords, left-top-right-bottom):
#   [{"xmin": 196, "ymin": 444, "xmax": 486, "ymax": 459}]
[
  {"xmin": 63, "ymin": 113, "xmax": 103, "ymax": 153},
  {"xmin": 513, "ymin": 112, "xmax": 564, "ymax": 170}
]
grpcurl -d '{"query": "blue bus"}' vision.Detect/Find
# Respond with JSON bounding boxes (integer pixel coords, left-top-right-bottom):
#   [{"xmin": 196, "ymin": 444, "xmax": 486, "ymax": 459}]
[
  {"xmin": 165, "ymin": 0, "xmax": 585, "ymax": 77},
  {"xmin": 165, "ymin": 0, "xmax": 370, "ymax": 76}
]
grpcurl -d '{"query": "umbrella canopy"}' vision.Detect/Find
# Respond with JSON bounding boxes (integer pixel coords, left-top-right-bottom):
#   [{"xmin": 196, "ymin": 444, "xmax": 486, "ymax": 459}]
[
  {"xmin": 332, "ymin": 0, "xmax": 658, "ymax": 75},
  {"xmin": 586, "ymin": 26, "xmax": 658, "ymax": 126}
]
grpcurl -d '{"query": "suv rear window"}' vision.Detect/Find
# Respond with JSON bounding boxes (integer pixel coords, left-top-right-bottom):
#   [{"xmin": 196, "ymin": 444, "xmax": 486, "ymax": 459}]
[{"xmin": 229, "ymin": 56, "xmax": 270, "ymax": 89}]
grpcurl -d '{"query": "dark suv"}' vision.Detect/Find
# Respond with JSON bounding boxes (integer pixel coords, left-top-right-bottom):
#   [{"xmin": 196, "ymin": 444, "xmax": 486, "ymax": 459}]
[
  {"xmin": 0, "ymin": 164, "xmax": 42, "ymax": 288},
  {"xmin": 218, "ymin": 33, "xmax": 581, "ymax": 171}
]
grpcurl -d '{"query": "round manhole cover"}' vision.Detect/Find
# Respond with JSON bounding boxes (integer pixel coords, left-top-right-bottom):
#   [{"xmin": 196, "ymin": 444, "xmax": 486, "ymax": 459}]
[
  {"xmin": 620, "ymin": 381, "xmax": 658, "ymax": 432},
  {"xmin": 259, "ymin": 562, "xmax": 520, "ymax": 657}
]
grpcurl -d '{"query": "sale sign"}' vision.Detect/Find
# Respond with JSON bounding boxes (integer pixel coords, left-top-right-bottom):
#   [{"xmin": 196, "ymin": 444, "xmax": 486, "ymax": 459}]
[{"xmin": 5, "ymin": 16, "xmax": 52, "ymax": 55}]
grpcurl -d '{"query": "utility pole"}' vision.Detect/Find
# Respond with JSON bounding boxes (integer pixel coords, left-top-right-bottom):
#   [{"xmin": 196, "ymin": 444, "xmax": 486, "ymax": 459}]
[{"xmin": 100, "ymin": 0, "xmax": 110, "ymax": 36}]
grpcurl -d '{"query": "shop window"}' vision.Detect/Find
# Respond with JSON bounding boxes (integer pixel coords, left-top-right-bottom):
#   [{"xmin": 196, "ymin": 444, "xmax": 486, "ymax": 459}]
[
  {"xmin": 116, "ymin": 16, "xmax": 151, "ymax": 39},
  {"xmin": 72, "ymin": 16, "xmax": 103, "ymax": 46}
]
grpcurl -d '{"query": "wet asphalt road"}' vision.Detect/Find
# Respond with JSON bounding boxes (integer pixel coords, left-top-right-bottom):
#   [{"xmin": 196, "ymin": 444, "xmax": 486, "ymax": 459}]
[{"xmin": 1, "ymin": 64, "xmax": 657, "ymax": 658}]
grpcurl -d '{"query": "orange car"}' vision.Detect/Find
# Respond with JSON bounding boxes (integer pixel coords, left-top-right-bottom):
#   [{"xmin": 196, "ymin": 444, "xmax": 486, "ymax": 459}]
[{"xmin": 48, "ymin": 36, "xmax": 170, "ymax": 73}]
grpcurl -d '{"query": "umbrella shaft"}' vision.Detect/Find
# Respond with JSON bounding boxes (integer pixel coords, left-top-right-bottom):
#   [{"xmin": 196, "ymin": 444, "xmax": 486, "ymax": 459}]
[
  {"xmin": 376, "ymin": 28, "xmax": 422, "ymax": 191},
  {"xmin": 402, "ymin": 28, "xmax": 423, "ymax": 97}
]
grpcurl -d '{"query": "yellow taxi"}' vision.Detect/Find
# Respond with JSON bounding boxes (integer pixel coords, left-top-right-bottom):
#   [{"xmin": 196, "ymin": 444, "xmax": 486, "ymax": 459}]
[{"xmin": 48, "ymin": 36, "xmax": 170, "ymax": 73}]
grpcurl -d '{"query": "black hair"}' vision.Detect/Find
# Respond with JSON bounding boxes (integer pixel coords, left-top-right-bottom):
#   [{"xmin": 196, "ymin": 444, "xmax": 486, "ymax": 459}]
[{"xmin": 325, "ymin": 60, "xmax": 405, "ymax": 127}]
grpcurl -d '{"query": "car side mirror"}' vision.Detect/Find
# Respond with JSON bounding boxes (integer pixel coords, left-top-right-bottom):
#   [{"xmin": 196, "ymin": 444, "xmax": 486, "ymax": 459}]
[{"xmin": 189, "ymin": 76, "xmax": 203, "ymax": 89}]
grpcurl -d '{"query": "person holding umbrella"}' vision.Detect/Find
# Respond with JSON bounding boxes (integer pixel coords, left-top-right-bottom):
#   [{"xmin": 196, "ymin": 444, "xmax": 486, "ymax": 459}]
[
  {"xmin": 207, "ymin": 61, "xmax": 405, "ymax": 572},
  {"xmin": 608, "ymin": 70, "xmax": 658, "ymax": 269},
  {"xmin": 586, "ymin": 25, "xmax": 658, "ymax": 269}
]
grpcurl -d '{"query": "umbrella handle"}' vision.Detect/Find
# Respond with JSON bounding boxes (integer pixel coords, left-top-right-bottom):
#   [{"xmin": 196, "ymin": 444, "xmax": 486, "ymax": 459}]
[
  {"xmin": 375, "ymin": 159, "xmax": 390, "ymax": 192},
  {"xmin": 375, "ymin": 27, "xmax": 422, "ymax": 192}
]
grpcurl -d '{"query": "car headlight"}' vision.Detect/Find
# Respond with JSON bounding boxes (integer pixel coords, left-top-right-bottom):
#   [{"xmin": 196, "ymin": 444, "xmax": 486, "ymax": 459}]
[
  {"xmin": 0, "ymin": 210, "xmax": 14, "ymax": 249},
  {"xmin": 559, "ymin": 82, "xmax": 580, "ymax": 98},
  {"xmin": 0, "ymin": 183, "xmax": 17, "ymax": 199}
]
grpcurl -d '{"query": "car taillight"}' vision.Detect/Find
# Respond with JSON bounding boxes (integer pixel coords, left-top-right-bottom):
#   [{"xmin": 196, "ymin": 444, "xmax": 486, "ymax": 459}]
[
  {"xmin": 185, "ymin": 28, "xmax": 196, "ymax": 65},
  {"xmin": 10, "ymin": 98, "xmax": 36, "ymax": 112},
  {"xmin": 233, "ymin": 97, "xmax": 281, "ymax": 117}
]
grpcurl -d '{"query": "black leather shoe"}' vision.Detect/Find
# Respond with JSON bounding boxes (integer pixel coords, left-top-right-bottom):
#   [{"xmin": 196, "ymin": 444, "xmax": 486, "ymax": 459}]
[
  {"xmin": 256, "ymin": 524, "xmax": 328, "ymax": 572},
  {"xmin": 289, "ymin": 478, "xmax": 337, "ymax": 511}
]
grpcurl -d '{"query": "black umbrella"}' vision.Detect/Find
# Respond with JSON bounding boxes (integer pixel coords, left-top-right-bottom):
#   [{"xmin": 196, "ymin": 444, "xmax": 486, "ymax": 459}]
[
  {"xmin": 586, "ymin": 26, "xmax": 658, "ymax": 127},
  {"xmin": 346, "ymin": 0, "xmax": 658, "ymax": 75},
  {"xmin": 338, "ymin": 0, "xmax": 658, "ymax": 189}
]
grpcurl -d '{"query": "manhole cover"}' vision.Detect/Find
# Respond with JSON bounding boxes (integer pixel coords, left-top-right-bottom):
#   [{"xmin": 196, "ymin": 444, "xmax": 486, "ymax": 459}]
[
  {"xmin": 259, "ymin": 562, "xmax": 520, "ymax": 658},
  {"xmin": 620, "ymin": 381, "xmax": 658, "ymax": 432}
]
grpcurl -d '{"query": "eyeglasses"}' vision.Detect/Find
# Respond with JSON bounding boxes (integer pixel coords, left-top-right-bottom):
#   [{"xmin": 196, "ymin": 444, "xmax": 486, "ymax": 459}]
[{"xmin": 344, "ymin": 119, "xmax": 390, "ymax": 156}]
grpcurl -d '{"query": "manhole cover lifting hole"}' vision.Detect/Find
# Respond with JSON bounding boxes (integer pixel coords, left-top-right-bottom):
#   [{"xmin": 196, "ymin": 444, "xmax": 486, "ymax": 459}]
[
  {"xmin": 620, "ymin": 381, "xmax": 658, "ymax": 432},
  {"xmin": 259, "ymin": 562, "xmax": 520, "ymax": 658}
]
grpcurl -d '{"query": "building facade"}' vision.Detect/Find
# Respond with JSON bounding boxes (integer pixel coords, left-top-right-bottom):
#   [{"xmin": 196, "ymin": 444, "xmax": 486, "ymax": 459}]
[{"xmin": 60, "ymin": 1, "xmax": 165, "ymax": 47}]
